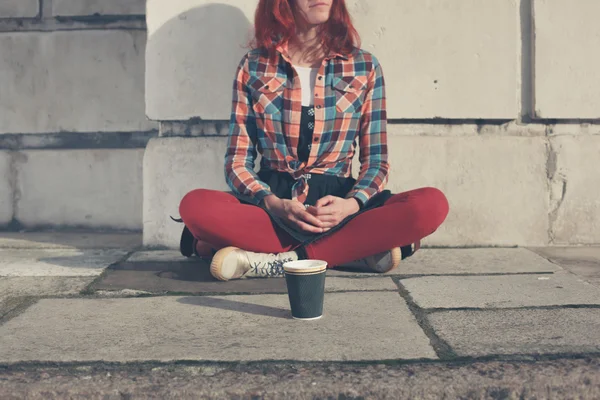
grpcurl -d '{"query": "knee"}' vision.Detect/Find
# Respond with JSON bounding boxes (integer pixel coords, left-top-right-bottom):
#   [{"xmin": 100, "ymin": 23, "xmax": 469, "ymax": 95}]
[
  {"xmin": 423, "ymin": 187, "xmax": 449, "ymax": 225},
  {"xmin": 179, "ymin": 189, "xmax": 217, "ymax": 223},
  {"xmin": 425, "ymin": 187, "xmax": 449, "ymax": 221},
  {"xmin": 412, "ymin": 187, "xmax": 449, "ymax": 231}
]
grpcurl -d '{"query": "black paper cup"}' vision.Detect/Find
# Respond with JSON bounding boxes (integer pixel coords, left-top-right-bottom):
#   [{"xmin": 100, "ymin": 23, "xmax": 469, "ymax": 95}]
[{"xmin": 283, "ymin": 260, "xmax": 327, "ymax": 320}]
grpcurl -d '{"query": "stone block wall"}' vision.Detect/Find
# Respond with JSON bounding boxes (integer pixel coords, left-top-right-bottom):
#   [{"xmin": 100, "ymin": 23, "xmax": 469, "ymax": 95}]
[
  {"xmin": 0, "ymin": 0, "xmax": 156, "ymax": 231},
  {"xmin": 144, "ymin": 0, "xmax": 600, "ymax": 248},
  {"xmin": 2, "ymin": 0, "xmax": 598, "ymax": 245},
  {"xmin": 535, "ymin": 0, "xmax": 600, "ymax": 118}
]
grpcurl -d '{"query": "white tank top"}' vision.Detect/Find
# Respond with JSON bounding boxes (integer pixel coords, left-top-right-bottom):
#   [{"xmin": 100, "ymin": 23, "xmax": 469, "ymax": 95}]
[{"xmin": 294, "ymin": 65, "xmax": 319, "ymax": 106}]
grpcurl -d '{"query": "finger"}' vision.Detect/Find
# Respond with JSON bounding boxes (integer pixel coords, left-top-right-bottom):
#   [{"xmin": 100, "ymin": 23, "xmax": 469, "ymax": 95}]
[
  {"xmin": 315, "ymin": 196, "xmax": 333, "ymax": 208},
  {"xmin": 309, "ymin": 206, "xmax": 336, "ymax": 216},
  {"xmin": 306, "ymin": 205, "xmax": 333, "ymax": 216},
  {"xmin": 313, "ymin": 204, "xmax": 341, "ymax": 216},
  {"xmin": 296, "ymin": 210, "xmax": 325, "ymax": 227},
  {"xmin": 289, "ymin": 203, "xmax": 319, "ymax": 219},
  {"xmin": 305, "ymin": 205, "xmax": 319, "ymax": 215},
  {"xmin": 314, "ymin": 215, "xmax": 338, "ymax": 223},
  {"xmin": 315, "ymin": 196, "xmax": 336, "ymax": 208},
  {"xmin": 320, "ymin": 219, "xmax": 341, "ymax": 229},
  {"xmin": 293, "ymin": 219, "xmax": 324, "ymax": 233}
]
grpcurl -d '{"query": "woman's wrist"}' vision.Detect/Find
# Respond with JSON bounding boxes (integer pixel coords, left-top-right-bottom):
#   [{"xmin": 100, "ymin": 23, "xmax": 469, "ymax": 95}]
[
  {"xmin": 346, "ymin": 197, "xmax": 361, "ymax": 214},
  {"xmin": 262, "ymin": 194, "xmax": 282, "ymax": 211}
]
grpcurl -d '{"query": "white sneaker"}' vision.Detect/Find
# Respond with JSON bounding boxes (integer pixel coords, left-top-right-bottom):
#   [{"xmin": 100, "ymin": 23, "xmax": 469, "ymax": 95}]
[
  {"xmin": 343, "ymin": 242, "xmax": 420, "ymax": 273},
  {"xmin": 343, "ymin": 247, "xmax": 402, "ymax": 273},
  {"xmin": 210, "ymin": 247, "xmax": 298, "ymax": 281}
]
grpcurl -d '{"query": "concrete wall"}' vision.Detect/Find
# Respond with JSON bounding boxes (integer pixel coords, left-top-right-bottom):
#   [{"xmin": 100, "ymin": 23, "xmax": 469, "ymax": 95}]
[
  {"xmin": 0, "ymin": 1, "xmax": 39, "ymax": 18},
  {"xmin": 535, "ymin": 0, "xmax": 600, "ymax": 119},
  {"xmin": 144, "ymin": 0, "xmax": 600, "ymax": 248},
  {"xmin": 3, "ymin": 0, "xmax": 598, "ymax": 245},
  {"xmin": 146, "ymin": 0, "xmax": 519, "ymax": 120},
  {"xmin": 52, "ymin": 0, "xmax": 146, "ymax": 17},
  {"xmin": 0, "ymin": 0, "xmax": 155, "ymax": 231}
]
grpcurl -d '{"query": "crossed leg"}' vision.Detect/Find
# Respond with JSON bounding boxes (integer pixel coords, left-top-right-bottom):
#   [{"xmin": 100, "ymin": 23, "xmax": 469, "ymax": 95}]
[{"xmin": 179, "ymin": 187, "xmax": 449, "ymax": 268}]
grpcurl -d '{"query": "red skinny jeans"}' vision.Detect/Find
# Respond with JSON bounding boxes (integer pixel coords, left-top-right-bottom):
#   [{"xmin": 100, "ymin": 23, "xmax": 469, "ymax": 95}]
[{"xmin": 179, "ymin": 187, "xmax": 449, "ymax": 267}]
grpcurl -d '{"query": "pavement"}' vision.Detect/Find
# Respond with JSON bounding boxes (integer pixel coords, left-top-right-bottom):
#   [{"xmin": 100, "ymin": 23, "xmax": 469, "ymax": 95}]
[{"xmin": 0, "ymin": 231, "xmax": 599, "ymax": 398}]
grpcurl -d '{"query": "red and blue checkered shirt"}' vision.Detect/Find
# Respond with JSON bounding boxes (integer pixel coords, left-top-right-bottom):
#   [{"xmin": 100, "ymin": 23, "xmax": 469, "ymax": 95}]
[{"xmin": 225, "ymin": 44, "xmax": 389, "ymax": 207}]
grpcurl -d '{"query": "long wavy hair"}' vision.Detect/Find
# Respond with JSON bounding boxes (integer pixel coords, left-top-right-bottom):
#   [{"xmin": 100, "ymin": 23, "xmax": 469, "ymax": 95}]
[{"xmin": 253, "ymin": 0, "xmax": 360, "ymax": 56}]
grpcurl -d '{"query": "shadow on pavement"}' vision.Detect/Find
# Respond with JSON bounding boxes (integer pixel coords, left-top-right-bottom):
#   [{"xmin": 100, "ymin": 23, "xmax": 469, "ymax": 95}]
[{"xmin": 177, "ymin": 296, "xmax": 290, "ymax": 319}]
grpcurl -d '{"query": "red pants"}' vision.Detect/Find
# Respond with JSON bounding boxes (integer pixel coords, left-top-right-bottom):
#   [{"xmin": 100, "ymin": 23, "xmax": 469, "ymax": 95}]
[{"xmin": 179, "ymin": 187, "xmax": 449, "ymax": 267}]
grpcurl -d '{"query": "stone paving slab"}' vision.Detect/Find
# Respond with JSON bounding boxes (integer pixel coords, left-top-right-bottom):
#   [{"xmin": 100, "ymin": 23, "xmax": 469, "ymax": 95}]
[
  {"xmin": 429, "ymin": 308, "xmax": 600, "ymax": 356},
  {"xmin": 105, "ymin": 252, "xmax": 397, "ymax": 294},
  {"xmin": 0, "ymin": 232, "xmax": 142, "ymax": 250},
  {"xmin": 529, "ymin": 246, "xmax": 600, "ymax": 286},
  {"xmin": 0, "ymin": 249, "xmax": 127, "ymax": 277},
  {"xmin": 125, "ymin": 248, "xmax": 562, "ymax": 277},
  {"xmin": 0, "ymin": 276, "xmax": 93, "ymax": 302},
  {"xmin": 0, "ymin": 293, "xmax": 436, "ymax": 362},
  {"xmin": 0, "ymin": 276, "xmax": 93, "ymax": 319},
  {"xmin": 333, "ymin": 248, "xmax": 562, "ymax": 276},
  {"xmin": 402, "ymin": 272, "xmax": 600, "ymax": 309},
  {"xmin": 93, "ymin": 268, "xmax": 396, "ymax": 295}
]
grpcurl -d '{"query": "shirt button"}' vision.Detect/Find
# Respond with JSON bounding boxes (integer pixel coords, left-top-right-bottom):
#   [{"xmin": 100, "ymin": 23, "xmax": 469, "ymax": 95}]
[
  {"xmin": 313, "ymin": 137, "xmax": 319, "ymax": 143},
  {"xmin": 318, "ymin": 76, "xmax": 323, "ymax": 80},
  {"xmin": 317, "ymin": 105, "xmax": 322, "ymax": 109}
]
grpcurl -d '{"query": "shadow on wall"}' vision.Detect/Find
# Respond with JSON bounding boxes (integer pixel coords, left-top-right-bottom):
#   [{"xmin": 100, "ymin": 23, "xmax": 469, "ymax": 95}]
[{"xmin": 146, "ymin": 4, "xmax": 253, "ymax": 120}]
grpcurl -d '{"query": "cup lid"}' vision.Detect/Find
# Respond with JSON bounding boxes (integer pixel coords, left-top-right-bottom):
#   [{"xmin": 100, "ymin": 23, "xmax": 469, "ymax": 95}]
[{"xmin": 283, "ymin": 260, "xmax": 327, "ymax": 273}]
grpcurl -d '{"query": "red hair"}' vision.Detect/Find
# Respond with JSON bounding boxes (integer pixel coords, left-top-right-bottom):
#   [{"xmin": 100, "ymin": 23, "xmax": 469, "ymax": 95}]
[{"xmin": 253, "ymin": 0, "xmax": 360, "ymax": 56}]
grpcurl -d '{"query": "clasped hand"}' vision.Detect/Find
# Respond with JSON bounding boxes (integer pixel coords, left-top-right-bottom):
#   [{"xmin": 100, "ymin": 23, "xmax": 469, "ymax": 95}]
[{"xmin": 263, "ymin": 195, "xmax": 360, "ymax": 233}]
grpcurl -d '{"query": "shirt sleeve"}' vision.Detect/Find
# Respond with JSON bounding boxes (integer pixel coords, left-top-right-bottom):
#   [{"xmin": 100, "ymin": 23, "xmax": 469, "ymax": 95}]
[
  {"xmin": 224, "ymin": 55, "xmax": 273, "ymax": 205},
  {"xmin": 345, "ymin": 56, "xmax": 390, "ymax": 206}
]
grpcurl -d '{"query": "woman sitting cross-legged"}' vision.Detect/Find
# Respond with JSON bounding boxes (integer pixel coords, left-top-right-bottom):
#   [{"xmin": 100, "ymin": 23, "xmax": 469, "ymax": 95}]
[{"xmin": 179, "ymin": 0, "xmax": 449, "ymax": 280}]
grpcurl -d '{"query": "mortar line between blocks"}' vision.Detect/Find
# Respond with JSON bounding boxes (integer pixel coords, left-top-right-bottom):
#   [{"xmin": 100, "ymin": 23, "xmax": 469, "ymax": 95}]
[
  {"xmin": 80, "ymin": 249, "xmax": 142, "ymax": 295},
  {"xmin": 0, "ymin": 20, "xmax": 147, "ymax": 34},
  {"xmin": 38, "ymin": 0, "xmax": 44, "ymax": 19},
  {"xmin": 392, "ymin": 277, "xmax": 457, "ymax": 360},
  {"xmin": 0, "ymin": 297, "xmax": 38, "ymax": 327},
  {"xmin": 394, "ymin": 271, "xmax": 555, "ymax": 280},
  {"xmin": 424, "ymin": 304, "xmax": 600, "ymax": 314}
]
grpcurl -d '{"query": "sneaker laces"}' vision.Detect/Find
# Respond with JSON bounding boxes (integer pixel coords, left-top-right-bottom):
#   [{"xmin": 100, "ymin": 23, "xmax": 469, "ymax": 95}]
[{"xmin": 250, "ymin": 257, "xmax": 294, "ymax": 277}]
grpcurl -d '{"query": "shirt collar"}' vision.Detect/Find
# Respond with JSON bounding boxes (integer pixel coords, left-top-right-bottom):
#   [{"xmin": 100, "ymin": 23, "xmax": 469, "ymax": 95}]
[{"xmin": 275, "ymin": 41, "xmax": 349, "ymax": 63}]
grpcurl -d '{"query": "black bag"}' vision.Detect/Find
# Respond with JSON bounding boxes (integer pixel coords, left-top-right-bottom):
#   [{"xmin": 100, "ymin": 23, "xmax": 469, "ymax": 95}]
[{"xmin": 171, "ymin": 216, "xmax": 195, "ymax": 257}]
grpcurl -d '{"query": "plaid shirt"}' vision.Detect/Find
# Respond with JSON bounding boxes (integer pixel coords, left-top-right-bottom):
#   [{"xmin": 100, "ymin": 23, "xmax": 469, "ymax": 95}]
[{"xmin": 225, "ymin": 44, "xmax": 389, "ymax": 207}]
